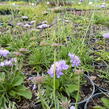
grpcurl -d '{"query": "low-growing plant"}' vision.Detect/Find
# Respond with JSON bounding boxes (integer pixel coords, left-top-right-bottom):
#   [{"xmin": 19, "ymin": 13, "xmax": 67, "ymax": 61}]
[
  {"xmin": 0, "ymin": 71, "xmax": 32, "ymax": 108},
  {"xmin": 0, "ymin": 50, "xmax": 32, "ymax": 108},
  {"xmin": 32, "ymin": 51, "xmax": 89, "ymax": 109},
  {"xmin": 94, "ymin": 14, "xmax": 109, "ymax": 27}
]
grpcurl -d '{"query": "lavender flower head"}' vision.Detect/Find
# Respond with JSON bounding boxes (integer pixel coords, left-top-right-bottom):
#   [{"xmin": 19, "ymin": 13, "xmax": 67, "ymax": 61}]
[
  {"xmin": 80, "ymin": 0, "xmax": 83, "ymax": 2},
  {"xmin": 68, "ymin": 53, "xmax": 81, "ymax": 67},
  {"xmin": 100, "ymin": 3, "xmax": 106, "ymax": 8},
  {"xmin": 0, "ymin": 58, "xmax": 17, "ymax": 67},
  {"xmin": 70, "ymin": 106, "xmax": 75, "ymax": 109},
  {"xmin": 0, "ymin": 49, "xmax": 10, "ymax": 57},
  {"xmin": 37, "ymin": 24, "xmax": 50, "ymax": 29},
  {"xmin": 47, "ymin": 60, "xmax": 69, "ymax": 78},
  {"xmin": 103, "ymin": 33, "xmax": 109, "ymax": 39}
]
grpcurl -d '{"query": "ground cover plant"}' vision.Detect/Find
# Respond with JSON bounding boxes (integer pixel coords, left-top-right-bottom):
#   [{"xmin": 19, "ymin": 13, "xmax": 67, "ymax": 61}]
[{"xmin": 0, "ymin": 0, "xmax": 109, "ymax": 109}]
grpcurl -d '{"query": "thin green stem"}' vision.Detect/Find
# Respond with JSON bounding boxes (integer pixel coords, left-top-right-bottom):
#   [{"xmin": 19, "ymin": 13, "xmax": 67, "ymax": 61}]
[
  {"xmin": 82, "ymin": 2, "xmax": 96, "ymax": 45},
  {"xmin": 75, "ymin": 75, "xmax": 80, "ymax": 109},
  {"xmin": 53, "ymin": 76, "xmax": 56, "ymax": 108},
  {"xmin": 53, "ymin": 49, "xmax": 56, "ymax": 109}
]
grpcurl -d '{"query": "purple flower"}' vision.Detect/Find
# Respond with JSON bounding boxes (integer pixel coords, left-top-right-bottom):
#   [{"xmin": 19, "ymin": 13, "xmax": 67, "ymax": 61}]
[
  {"xmin": 68, "ymin": 53, "xmax": 81, "ymax": 67},
  {"xmin": 47, "ymin": 60, "xmax": 69, "ymax": 78},
  {"xmin": 70, "ymin": 106, "xmax": 75, "ymax": 109},
  {"xmin": 37, "ymin": 24, "xmax": 50, "ymax": 29},
  {"xmin": 10, "ymin": 58, "xmax": 17, "ymax": 63},
  {"xmin": 80, "ymin": 0, "xmax": 83, "ymax": 2},
  {"xmin": 0, "ymin": 58, "xmax": 17, "ymax": 67},
  {"xmin": 0, "ymin": 49, "xmax": 10, "ymax": 57},
  {"xmin": 103, "ymin": 33, "xmax": 109, "ymax": 39},
  {"xmin": 101, "ymin": 4, "xmax": 106, "ymax": 8}
]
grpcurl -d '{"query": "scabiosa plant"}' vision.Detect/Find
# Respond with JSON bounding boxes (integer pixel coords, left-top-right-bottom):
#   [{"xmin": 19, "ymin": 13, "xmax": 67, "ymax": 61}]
[
  {"xmin": 0, "ymin": 49, "xmax": 10, "ymax": 57},
  {"xmin": 68, "ymin": 53, "xmax": 81, "ymax": 67},
  {"xmin": 47, "ymin": 60, "xmax": 69, "ymax": 78},
  {"xmin": 103, "ymin": 33, "xmax": 109, "ymax": 39}
]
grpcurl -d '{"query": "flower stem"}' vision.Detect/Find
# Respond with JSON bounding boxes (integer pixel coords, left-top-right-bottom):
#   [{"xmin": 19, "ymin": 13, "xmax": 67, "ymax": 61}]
[
  {"xmin": 53, "ymin": 49, "xmax": 56, "ymax": 109},
  {"xmin": 75, "ymin": 75, "xmax": 80, "ymax": 109}
]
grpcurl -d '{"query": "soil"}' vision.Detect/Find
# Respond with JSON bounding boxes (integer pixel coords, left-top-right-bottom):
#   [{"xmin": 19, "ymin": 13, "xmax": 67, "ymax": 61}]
[
  {"xmin": 86, "ymin": 93, "xmax": 109, "ymax": 109},
  {"xmin": 91, "ymin": 73, "xmax": 109, "ymax": 91}
]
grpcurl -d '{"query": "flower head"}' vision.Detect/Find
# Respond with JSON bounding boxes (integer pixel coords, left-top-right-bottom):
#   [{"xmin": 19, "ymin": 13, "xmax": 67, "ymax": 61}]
[
  {"xmin": 0, "ymin": 58, "xmax": 17, "ymax": 67},
  {"xmin": 103, "ymin": 33, "xmax": 109, "ymax": 39},
  {"xmin": 37, "ymin": 24, "xmax": 50, "ymax": 29},
  {"xmin": 47, "ymin": 60, "xmax": 69, "ymax": 78},
  {"xmin": 75, "ymin": 69, "xmax": 83, "ymax": 75},
  {"xmin": 100, "ymin": 3, "xmax": 106, "ymax": 8},
  {"xmin": 80, "ymin": 0, "xmax": 83, "ymax": 2},
  {"xmin": 68, "ymin": 53, "xmax": 81, "ymax": 67},
  {"xmin": 14, "ymin": 52, "xmax": 23, "ymax": 56},
  {"xmin": 70, "ymin": 106, "xmax": 75, "ymax": 109},
  {"xmin": 61, "ymin": 101, "xmax": 69, "ymax": 109},
  {"xmin": 32, "ymin": 76, "xmax": 44, "ymax": 84},
  {"xmin": 19, "ymin": 48, "xmax": 29, "ymax": 53},
  {"xmin": 0, "ymin": 49, "xmax": 10, "ymax": 57}
]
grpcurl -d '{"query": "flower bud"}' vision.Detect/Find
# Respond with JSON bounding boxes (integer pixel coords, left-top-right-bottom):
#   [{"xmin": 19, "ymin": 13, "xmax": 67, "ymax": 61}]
[
  {"xmin": 32, "ymin": 76, "xmax": 44, "ymax": 84},
  {"xmin": 75, "ymin": 69, "xmax": 83, "ymax": 75},
  {"xmin": 61, "ymin": 101, "xmax": 69, "ymax": 109},
  {"xmin": 51, "ymin": 43, "xmax": 63, "ymax": 47},
  {"xmin": 19, "ymin": 48, "xmax": 28, "ymax": 53},
  {"xmin": 40, "ymin": 42, "xmax": 49, "ymax": 46},
  {"xmin": 14, "ymin": 52, "xmax": 23, "ymax": 56},
  {"xmin": 30, "ymin": 37, "xmax": 36, "ymax": 41}
]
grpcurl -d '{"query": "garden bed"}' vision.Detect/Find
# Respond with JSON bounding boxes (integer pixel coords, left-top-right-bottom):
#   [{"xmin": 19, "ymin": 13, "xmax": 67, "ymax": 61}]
[{"xmin": 0, "ymin": 1, "xmax": 109, "ymax": 109}]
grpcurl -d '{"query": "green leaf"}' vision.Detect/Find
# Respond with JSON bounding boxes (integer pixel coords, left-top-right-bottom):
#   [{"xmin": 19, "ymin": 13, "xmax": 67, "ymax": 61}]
[
  {"xmin": 9, "ymin": 90, "xmax": 17, "ymax": 97},
  {"xmin": 65, "ymin": 84, "xmax": 78, "ymax": 94},
  {"xmin": 12, "ymin": 75, "xmax": 24, "ymax": 87},
  {"xmin": 101, "ymin": 98, "xmax": 109, "ymax": 109},
  {"xmin": 15, "ymin": 85, "xmax": 27, "ymax": 91},
  {"xmin": 15, "ymin": 85, "xmax": 32, "ymax": 99},
  {"xmin": 93, "ymin": 106, "xmax": 104, "ymax": 109},
  {"xmin": 16, "ymin": 89, "xmax": 32, "ymax": 99},
  {"xmin": 0, "ymin": 72, "xmax": 5, "ymax": 82},
  {"xmin": 9, "ymin": 85, "xmax": 32, "ymax": 99},
  {"xmin": 0, "ymin": 95, "xmax": 7, "ymax": 108}
]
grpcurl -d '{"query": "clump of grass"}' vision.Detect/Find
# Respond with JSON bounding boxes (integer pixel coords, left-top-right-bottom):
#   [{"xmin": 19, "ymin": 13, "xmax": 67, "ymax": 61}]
[{"xmin": 94, "ymin": 13, "xmax": 109, "ymax": 27}]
